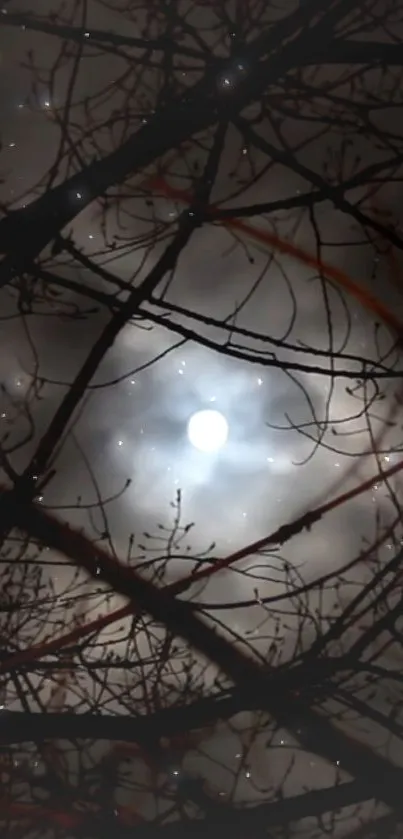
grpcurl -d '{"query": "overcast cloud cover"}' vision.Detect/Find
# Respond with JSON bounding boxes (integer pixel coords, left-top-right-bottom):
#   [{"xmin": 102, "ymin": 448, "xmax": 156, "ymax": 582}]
[
  {"xmin": 1, "ymin": 0, "xmax": 402, "ymax": 593},
  {"xmin": 0, "ymin": 0, "xmax": 403, "ymax": 822}
]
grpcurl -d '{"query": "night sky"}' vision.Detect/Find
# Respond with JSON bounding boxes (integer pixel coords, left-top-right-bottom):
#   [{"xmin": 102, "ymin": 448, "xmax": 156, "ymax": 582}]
[{"xmin": 0, "ymin": 0, "xmax": 403, "ymax": 824}]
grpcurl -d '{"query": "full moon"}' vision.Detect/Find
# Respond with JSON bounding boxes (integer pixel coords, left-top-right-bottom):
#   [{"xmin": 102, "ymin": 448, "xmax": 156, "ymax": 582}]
[{"xmin": 187, "ymin": 410, "xmax": 229, "ymax": 453}]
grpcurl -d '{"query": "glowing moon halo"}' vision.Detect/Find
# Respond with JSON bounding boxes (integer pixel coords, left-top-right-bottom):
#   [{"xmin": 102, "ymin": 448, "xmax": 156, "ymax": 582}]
[{"xmin": 187, "ymin": 410, "xmax": 229, "ymax": 453}]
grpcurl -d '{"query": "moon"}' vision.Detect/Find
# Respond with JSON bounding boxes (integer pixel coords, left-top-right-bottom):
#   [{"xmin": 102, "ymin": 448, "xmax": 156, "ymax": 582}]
[{"xmin": 187, "ymin": 410, "xmax": 229, "ymax": 453}]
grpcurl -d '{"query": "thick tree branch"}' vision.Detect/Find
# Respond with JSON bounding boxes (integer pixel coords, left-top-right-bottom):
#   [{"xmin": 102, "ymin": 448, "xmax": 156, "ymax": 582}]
[
  {"xmin": 307, "ymin": 39, "xmax": 403, "ymax": 66},
  {"xmin": 105, "ymin": 779, "xmax": 379, "ymax": 838},
  {"xmin": 4, "ymin": 495, "xmax": 403, "ymax": 816},
  {"xmin": 0, "ymin": 0, "xmax": 356, "ymax": 284},
  {"xmin": 1, "ymin": 11, "xmax": 205, "ymax": 59},
  {"xmin": 140, "ymin": 306, "xmax": 403, "ymax": 379}
]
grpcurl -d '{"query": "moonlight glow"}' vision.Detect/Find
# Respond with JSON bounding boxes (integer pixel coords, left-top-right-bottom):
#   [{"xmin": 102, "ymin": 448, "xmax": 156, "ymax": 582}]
[{"xmin": 187, "ymin": 410, "xmax": 229, "ymax": 453}]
